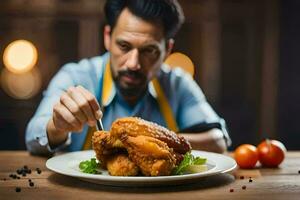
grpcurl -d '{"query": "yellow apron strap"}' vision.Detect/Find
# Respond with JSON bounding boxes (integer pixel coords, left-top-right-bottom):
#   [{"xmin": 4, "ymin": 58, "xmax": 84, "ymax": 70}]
[
  {"xmin": 102, "ymin": 61, "xmax": 113, "ymax": 105},
  {"xmin": 82, "ymin": 126, "xmax": 96, "ymax": 150},
  {"xmin": 152, "ymin": 78, "xmax": 179, "ymax": 132},
  {"xmin": 82, "ymin": 61, "xmax": 112, "ymax": 150}
]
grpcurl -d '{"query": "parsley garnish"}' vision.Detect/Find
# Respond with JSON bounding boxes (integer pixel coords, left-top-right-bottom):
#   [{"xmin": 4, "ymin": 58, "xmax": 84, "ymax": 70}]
[
  {"xmin": 173, "ymin": 152, "xmax": 207, "ymax": 175},
  {"xmin": 79, "ymin": 158, "xmax": 102, "ymax": 174}
]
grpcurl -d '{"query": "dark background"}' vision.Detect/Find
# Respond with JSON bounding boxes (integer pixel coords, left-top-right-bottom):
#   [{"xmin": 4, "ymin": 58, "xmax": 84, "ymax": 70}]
[{"xmin": 0, "ymin": 0, "xmax": 299, "ymax": 151}]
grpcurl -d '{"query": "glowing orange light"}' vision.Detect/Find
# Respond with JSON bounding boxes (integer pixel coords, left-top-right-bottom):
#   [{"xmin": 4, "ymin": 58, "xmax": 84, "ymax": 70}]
[
  {"xmin": 3, "ymin": 40, "xmax": 38, "ymax": 74},
  {"xmin": 165, "ymin": 52, "xmax": 195, "ymax": 76},
  {"xmin": 0, "ymin": 68, "xmax": 42, "ymax": 99}
]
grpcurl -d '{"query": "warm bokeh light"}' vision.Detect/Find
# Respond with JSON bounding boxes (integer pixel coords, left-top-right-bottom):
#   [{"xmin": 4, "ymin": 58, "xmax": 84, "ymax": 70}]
[
  {"xmin": 165, "ymin": 52, "xmax": 195, "ymax": 76},
  {"xmin": 0, "ymin": 68, "xmax": 42, "ymax": 99},
  {"xmin": 3, "ymin": 40, "xmax": 38, "ymax": 74}
]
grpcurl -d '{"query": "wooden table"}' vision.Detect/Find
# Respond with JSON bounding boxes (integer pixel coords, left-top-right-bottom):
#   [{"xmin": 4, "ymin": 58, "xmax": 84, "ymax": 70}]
[{"xmin": 0, "ymin": 151, "xmax": 299, "ymax": 200}]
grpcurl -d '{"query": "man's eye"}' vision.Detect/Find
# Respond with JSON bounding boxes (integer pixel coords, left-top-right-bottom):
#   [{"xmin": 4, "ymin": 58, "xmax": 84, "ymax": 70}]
[
  {"xmin": 119, "ymin": 44, "xmax": 130, "ymax": 52},
  {"xmin": 142, "ymin": 48, "xmax": 159, "ymax": 56}
]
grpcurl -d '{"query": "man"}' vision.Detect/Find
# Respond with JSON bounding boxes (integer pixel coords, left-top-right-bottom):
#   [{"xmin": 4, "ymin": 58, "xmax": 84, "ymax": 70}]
[{"xmin": 26, "ymin": 0, "xmax": 231, "ymax": 156}]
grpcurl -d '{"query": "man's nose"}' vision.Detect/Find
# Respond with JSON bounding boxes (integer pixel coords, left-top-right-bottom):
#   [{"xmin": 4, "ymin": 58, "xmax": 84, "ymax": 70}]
[{"xmin": 126, "ymin": 48, "xmax": 141, "ymax": 71}]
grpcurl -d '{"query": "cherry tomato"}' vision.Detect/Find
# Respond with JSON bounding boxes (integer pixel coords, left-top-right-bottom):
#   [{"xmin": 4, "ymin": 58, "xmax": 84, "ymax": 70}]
[
  {"xmin": 234, "ymin": 144, "xmax": 259, "ymax": 169},
  {"xmin": 257, "ymin": 139, "xmax": 286, "ymax": 167}
]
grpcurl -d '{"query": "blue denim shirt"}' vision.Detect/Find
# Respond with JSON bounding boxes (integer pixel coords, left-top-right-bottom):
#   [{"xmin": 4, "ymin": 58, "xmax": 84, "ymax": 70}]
[{"xmin": 25, "ymin": 53, "xmax": 230, "ymax": 155}]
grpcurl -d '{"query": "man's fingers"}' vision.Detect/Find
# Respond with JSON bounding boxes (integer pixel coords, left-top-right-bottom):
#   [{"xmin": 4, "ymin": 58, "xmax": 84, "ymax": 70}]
[
  {"xmin": 60, "ymin": 92, "xmax": 87, "ymax": 123},
  {"xmin": 53, "ymin": 104, "xmax": 73, "ymax": 132},
  {"xmin": 54, "ymin": 112, "xmax": 83, "ymax": 133},
  {"xmin": 67, "ymin": 87, "xmax": 96, "ymax": 126},
  {"xmin": 76, "ymin": 85, "xmax": 102, "ymax": 119},
  {"xmin": 53, "ymin": 102, "xmax": 82, "ymax": 130}
]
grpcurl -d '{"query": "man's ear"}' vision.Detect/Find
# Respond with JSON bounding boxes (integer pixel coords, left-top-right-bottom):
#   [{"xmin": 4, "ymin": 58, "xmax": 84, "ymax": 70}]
[
  {"xmin": 164, "ymin": 38, "xmax": 174, "ymax": 60},
  {"xmin": 104, "ymin": 25, "xmax": 111, "ymax": 51}
]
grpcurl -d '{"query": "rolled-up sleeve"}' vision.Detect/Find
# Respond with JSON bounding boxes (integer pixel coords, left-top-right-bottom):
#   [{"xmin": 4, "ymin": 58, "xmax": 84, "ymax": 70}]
[
  {"xmin": 26, "ymin": 55, "xmax": 105, "ymax": 155},
  {"xmin": 175, "ymin": 70, "xmax": 231, "ymax": 147},
  {"xmin": 25, "ymin": 64, "xmax": 76, "ymax": 155}
]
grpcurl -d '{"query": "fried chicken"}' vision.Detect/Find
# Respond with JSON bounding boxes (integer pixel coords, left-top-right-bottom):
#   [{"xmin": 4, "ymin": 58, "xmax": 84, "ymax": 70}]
[
  {"xmin": 106, "ymin": 154, "xmax": 139, "ymax": 176},
  {"xmin": 120, "ymin": 135, "xmax": 177, "ymax": 176},
  {"xmin": 92, "ymin": 131, "xmax": 123, "ymax": 167},
  {"xmin": 92, "ymin": 117, "xmax": 192, "ymax": 176},
  {"xmin": 110, "ymin": 117, "xmax": 191, "ymax": 155}
]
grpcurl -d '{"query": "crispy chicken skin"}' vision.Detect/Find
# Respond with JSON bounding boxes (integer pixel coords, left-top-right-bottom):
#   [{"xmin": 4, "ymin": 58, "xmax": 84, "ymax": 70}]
[
  {"xmin": 92, "ymin": 117, "xmax": 192, "ymax": 176},
  {"xmin": 106, "ymin": 154, "xmax": 139, "ymax": 176},
  {"xmin": 92, "ymin": 131, "xmax": 124, "ymax": 167},
  {"xmin": 111, "ymin": 117, "xmax": 191, "ymax": 154},
  {"xmin": 120, "ymin": 135, "xmax": 177, "ymax": 176}
]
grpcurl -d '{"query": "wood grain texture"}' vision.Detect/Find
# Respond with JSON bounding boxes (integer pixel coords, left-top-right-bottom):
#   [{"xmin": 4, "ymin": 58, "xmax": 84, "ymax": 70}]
[{"xmin": 0, "ymin": 151, "xmax": 300, "ymax": 200}]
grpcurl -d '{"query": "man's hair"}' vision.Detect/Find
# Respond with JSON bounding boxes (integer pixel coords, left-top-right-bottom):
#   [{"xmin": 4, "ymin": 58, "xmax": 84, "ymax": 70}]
[{"xmin": 104, "ymin": 0, "xmax": 185, "ymax": 39}]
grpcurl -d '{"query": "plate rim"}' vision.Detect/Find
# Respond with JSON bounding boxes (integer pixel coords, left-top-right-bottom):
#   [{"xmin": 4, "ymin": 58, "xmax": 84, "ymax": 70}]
[{"xmin": 46, "ymin": 150, "xmax": 237, "ymax": 184}]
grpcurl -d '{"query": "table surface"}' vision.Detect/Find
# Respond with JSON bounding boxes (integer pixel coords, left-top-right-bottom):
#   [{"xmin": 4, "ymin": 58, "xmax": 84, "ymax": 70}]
[{"xmin": 0, "ymin": 151, "xmax": 299, "ymax": 200}]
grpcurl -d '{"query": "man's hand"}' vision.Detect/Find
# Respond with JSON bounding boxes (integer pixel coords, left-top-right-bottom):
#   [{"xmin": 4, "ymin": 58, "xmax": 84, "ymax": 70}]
[
  {"xmin": 179, "ymin": 129, "xmax": 227, "ymax": 153},
  {"xmin": 46, "ymin": 86, "xmax": 102, "ymax": 148}
]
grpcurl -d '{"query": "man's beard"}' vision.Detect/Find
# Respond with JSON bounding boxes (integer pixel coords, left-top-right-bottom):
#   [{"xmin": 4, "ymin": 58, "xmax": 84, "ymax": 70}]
[{"xmin": 114, "ymin": 70, "xmax": 148, "ymax": 98}]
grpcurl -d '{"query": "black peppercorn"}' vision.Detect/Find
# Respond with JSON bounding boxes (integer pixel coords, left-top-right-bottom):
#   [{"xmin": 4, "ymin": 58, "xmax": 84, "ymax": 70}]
[
  {"xmin": 36, "ymin": 168, "xmax": 42, "ymax": 174},
  {"xmin": 15, "ymin": 187, "xmax": 21, "ymax": 192}
]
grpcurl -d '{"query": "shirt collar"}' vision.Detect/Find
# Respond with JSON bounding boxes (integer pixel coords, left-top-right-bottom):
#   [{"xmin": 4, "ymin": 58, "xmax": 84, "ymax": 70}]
[{"xmin": 102, "ymin": 82, "xmax": 116, "ymax": 107}]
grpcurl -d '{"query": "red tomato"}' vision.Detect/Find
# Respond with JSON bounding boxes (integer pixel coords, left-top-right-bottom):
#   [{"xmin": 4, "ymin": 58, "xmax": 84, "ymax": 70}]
[
  {"xmin": 234, "ymin": 144, "xmax": 259, "ymax": 169},
  {"xmin": 257, "ymin": 139, "xmax": 286, "ymax": 167}
]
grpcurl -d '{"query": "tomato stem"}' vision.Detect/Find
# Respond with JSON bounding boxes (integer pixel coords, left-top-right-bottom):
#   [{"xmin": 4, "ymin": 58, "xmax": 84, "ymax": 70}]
[{"xmin": 265, "ymin": 138, "xmax": 271, "ymax": 150}]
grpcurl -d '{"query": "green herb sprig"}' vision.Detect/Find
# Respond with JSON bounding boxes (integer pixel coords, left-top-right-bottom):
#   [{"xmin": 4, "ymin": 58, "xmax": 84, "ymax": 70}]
[
  {"xmin": 79, "ymin": 158, "xmax": 102, "ymax": 174},
  {"xmin": 173, "ymin": 152, "xmax": 207, "ymax": 175}
]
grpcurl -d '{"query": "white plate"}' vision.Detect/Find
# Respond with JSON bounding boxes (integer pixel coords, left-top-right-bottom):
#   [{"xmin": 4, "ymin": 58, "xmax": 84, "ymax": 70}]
[{"xmin": 46, "ymin": 150, "xmax": 236, "ymax": 186}]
